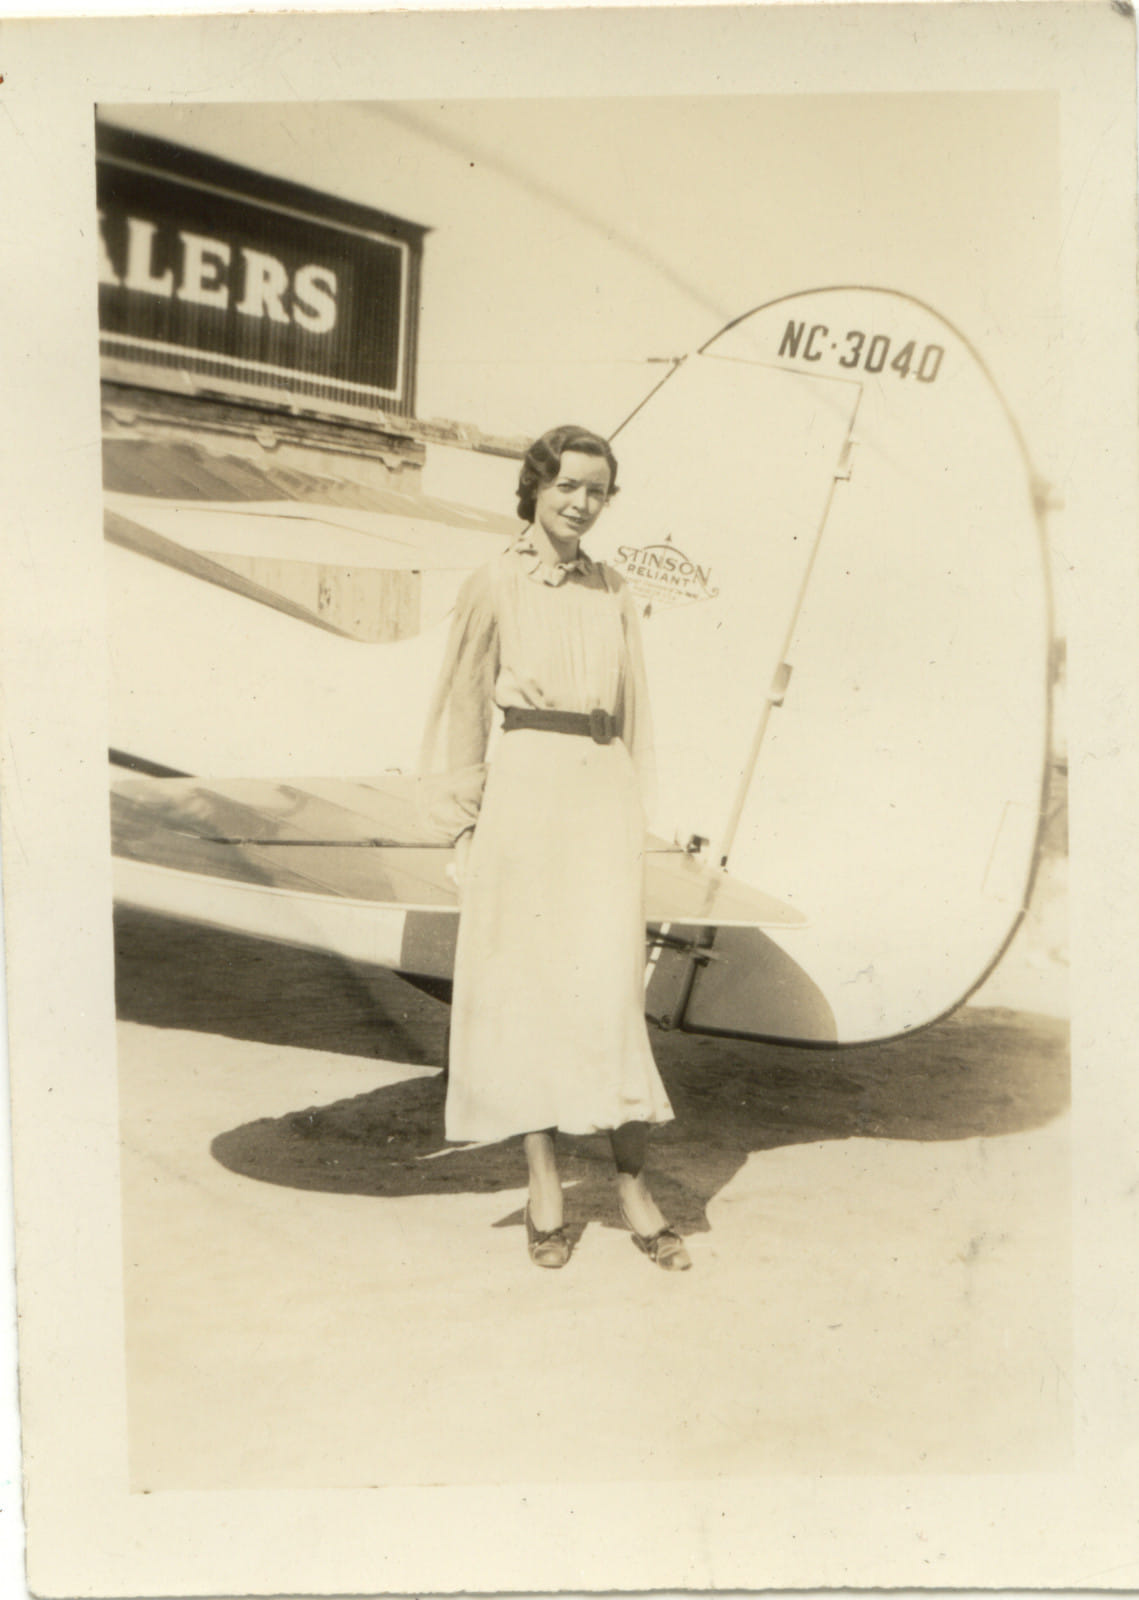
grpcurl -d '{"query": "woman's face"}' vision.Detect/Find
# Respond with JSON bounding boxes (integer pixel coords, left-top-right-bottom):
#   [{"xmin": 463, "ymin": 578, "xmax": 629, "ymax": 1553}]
[{"xmin": 533, "ymin": 450, "xmax": 613, "ymax": 546}]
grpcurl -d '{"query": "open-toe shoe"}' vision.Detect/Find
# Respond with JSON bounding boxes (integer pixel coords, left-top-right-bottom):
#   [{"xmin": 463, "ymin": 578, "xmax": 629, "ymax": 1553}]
[
  {"xmin": 620, "ymin": 1205, "xmax": 692, "ymax": 1271},
  {"xmin": 524, "ymin": 1203, "xmax": 572, "ymax": 1269}
]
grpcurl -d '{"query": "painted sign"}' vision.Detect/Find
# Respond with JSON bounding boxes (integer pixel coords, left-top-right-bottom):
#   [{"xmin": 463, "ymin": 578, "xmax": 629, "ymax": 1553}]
[{"xmin": 96, "ymin": 124, "xmax": 427, "ymax": 418}]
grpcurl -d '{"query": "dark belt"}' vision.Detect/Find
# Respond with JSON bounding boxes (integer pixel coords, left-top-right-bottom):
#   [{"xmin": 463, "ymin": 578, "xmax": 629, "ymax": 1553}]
[{"xmin": 502, "ymin": 706, "xmax": 618, "ymax": 744}]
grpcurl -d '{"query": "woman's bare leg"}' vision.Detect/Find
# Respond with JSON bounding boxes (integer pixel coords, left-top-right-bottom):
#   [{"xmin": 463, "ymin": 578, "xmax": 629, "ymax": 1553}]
[
  {"xmin": 524, "ymin": 1130, "xmax": 563, "ymax": 1232},
  {"xmin": 610, "ymin": 1121, "xmax": 668, "ymax": 1238}
]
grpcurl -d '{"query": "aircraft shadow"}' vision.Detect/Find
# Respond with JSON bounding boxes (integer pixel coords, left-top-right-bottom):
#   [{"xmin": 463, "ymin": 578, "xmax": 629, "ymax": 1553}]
[
  {"xmin": 114, "ymin": 905, "xmax": 449, "ymax": 1067},
  {"xmin": 112, "ymin": 908, "xmax": 1071, "ymax": 1239},
  {"xmin": 207, "ymin": 1010, "xmax": 1069, "ymax": 1238}
]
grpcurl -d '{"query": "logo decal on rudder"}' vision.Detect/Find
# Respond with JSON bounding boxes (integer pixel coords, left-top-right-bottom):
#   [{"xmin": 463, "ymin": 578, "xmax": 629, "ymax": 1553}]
[{"xmin": 612, "ymin": 537, "xmax": 719, "ymax": 613}]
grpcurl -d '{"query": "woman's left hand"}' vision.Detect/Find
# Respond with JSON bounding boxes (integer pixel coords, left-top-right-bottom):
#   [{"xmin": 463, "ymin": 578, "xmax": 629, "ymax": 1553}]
[{"xmin": 447, "ymin": 829, "xmax": 474, "ymax": 896}]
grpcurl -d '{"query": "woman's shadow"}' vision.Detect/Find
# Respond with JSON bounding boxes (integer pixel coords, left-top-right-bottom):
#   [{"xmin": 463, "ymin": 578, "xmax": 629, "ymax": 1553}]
[{"xmin": 116, "ymin": 907, "xmax": 1070, "ymax": 1238}]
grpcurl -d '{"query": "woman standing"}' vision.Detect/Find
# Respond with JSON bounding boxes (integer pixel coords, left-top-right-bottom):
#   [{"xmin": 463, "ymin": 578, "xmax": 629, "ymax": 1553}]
[{"xmin": 420, "ymin": 424, "xmax": 689, "ymax": 1271}]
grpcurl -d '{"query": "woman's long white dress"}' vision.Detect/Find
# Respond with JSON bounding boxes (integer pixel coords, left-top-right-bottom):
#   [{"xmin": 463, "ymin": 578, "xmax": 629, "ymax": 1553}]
[{"xmin": 420, "ymin": 539, "xmax": 674, "ymax": 1143}]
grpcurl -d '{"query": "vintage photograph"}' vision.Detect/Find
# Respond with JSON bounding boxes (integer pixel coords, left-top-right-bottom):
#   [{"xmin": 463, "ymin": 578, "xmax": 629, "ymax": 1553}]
[
  {"xmin": 98, "ymin": 91, "xmax": 1069, "ymax": 1491},
  {"xmin": 0, "ymin": 6, "xmax": 1135, "ymax": 1595}
]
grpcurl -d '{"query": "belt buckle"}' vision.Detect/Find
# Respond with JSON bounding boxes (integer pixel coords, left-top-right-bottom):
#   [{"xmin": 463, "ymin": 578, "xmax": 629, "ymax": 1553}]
[{"xmin": 589, "ymin": 708, "xmax": 615, "ymax": 744}]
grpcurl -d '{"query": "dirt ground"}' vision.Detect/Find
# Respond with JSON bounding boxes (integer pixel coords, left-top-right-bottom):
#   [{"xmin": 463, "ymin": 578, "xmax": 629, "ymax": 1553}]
[{"xmin": 112, "ymin": 843, "xmax": 1070, "ymax": 1491}]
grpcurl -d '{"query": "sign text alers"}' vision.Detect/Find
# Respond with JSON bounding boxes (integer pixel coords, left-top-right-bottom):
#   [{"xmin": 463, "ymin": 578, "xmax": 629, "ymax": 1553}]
[{"xmin": 98, "ymin": 213, "xmax": 339, "ymax": 335}]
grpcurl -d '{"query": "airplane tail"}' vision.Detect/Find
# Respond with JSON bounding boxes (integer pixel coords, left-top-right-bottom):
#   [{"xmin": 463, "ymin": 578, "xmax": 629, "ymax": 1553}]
[{"xmin": 590, "ymin": 287, "xmax": 1053, "ymax": 1044}]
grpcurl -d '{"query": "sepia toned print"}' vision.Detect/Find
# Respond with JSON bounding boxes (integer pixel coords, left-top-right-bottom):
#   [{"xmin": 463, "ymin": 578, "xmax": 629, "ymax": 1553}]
[
  {"xmin": 103, "ymin": 90, "xmax": 1067, "ymax": 1489},
  {"xmin": 0, "ymin": 7, "xmax": 1135, "ymax": 1596}
]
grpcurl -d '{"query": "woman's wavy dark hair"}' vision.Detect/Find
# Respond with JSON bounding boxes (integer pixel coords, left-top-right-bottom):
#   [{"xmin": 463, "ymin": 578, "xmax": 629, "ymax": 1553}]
[{"xmin": 516, "ymin": 424, "xmax": 619, "ymax": 522}]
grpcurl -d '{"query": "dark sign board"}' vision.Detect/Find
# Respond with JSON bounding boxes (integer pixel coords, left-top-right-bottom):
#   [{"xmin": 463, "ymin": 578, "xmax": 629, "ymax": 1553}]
[{"xmin": 96, "ymin": 124, "xmax": 427, "ymax": 419}]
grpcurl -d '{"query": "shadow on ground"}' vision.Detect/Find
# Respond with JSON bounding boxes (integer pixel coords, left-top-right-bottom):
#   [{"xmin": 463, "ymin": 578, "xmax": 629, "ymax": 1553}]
[
  {"xmin": 116, "ymin": 907, "xmax": 1070, "ymax": 1236},
  {"xmin": 115, "ymin": 905, "xmax": 450, "ymax": 1065}
]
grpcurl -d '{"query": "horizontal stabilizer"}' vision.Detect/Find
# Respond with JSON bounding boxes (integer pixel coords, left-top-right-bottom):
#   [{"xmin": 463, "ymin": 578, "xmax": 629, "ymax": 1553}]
[{"xmin": 111, "ymin": 771, "xmax": 804, "ymax": 952}]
